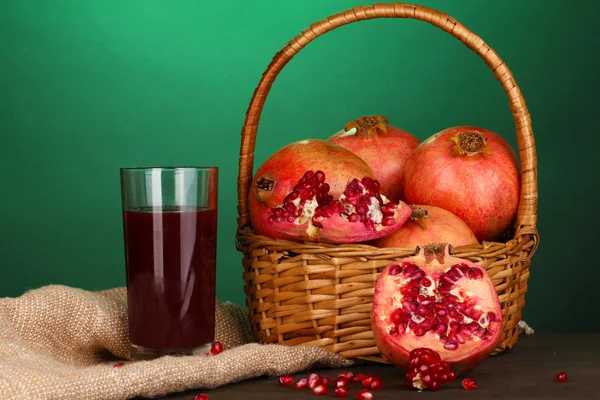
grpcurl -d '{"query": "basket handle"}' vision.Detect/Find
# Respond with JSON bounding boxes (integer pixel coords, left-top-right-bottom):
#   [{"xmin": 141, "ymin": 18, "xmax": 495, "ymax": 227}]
[{"xmin": 236, "ymin": 2, "xmax": 538, "ymax": 242}]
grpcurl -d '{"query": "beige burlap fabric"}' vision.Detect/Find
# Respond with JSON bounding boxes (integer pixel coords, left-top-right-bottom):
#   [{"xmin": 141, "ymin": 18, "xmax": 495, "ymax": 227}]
[{"xmin": 0, "ymin": 285, "xmax": 352, "ymax": 399}]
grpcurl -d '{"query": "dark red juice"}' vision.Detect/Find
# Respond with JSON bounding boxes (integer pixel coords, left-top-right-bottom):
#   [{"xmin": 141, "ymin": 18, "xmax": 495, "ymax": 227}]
[{"xmin": 123, "ymin": 206, "xmax": 217, "ymax": 350}]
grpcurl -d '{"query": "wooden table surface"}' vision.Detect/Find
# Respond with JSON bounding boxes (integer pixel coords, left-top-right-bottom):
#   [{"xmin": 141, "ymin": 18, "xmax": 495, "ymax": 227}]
[{"xmin": 155, "ymin": 333, "xmax": 599, "ymax": 399}]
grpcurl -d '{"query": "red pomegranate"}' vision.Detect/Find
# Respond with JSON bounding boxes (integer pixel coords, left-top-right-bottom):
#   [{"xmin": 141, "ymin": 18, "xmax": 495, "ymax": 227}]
[
  {"xmin": 403, "ymin": 126, "xmax": 520, "ymax": 242},
  {"xmin": 328, "ymin": 116, "xmax": 420, "ymax": 202},
  {"xmin": 372, "ymin": 244, "xmax": 502, "ymax": 375},
  {"xmin": 373, "ymin": 205, "xmax": 479, "ymax": 249},
  {"xmin": 248, "ymin": 139, "xmax": 412, "ymax": 243}
]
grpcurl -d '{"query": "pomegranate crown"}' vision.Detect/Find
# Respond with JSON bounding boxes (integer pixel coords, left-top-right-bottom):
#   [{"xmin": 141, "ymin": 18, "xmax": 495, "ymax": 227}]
[
  {"xmin": 448, "ymin": 130, "xmax": 492, "ymax": 157},
  {"xmin": 410, "ymin": 205, "xmax": 430, "ymax": 229},
  {"xmin": 344, "ymin": 115, "xmax": 389, "ymax": 138}
]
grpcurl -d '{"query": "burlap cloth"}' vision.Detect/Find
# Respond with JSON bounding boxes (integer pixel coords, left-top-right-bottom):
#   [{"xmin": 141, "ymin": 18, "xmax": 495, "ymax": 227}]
[{"xmin": 0, "ymin": 285, "xmax": 352, "ymax": 399}]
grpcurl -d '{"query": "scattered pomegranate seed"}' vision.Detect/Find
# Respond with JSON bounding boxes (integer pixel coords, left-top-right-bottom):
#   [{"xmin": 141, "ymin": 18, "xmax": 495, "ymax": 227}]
[
  {"xmin": 313, "ymin": 384, "xmax": 329, "ymax": 396},
  {"xmin": 334, "ymin": 376, "xmax": 349, "ymax": 388},
  {"xmin": 278, "ymin": 375, "xmax": 294, "ymax": 386},
  {"xmin": 334, "ymin": 387, "xmax": 349, "ymax": 398},
  {"xmin": 462, "ymin": 378, "xmax": 477, "ymax": 390},
  {"xmin": 404, "ymin": 347, "xmax": 456, "ymax": 391},
  {"xmin": 356, "ymin": 389, "xmax": 374, "ymax": 400},
  {"xmin": 556, "ymin": 372, "xmax": 568, "ymax": 383},
  {"xmin": 210, "ymin": 341, "xmax": 223, "ymax": 355},
  {"xmin": 192, "ymin": 395, "xmax": 208, "ymax": 400},
  {"xmin": 369, "ymin": 377, "xmax": 383, "ymax": 390},
  {"xmin": 339, "ymin": 371, "xmax": 354, "ymax": 380},
  {"xmin": 113, "ymin": 362, "xmax": 125, "ymax": 368},
  {"xmin": 362, "ymin": 376, "xmax": 374, "ymax": 388},
  {"xmin": 321, "ymin": 376, "xmax": 331, "ymax": 386},
  {"xmin": 308, "ymin": 373, "xmax": 322, "ymax": 389},
  {"xmin": 295, "ymin": 377, "xmax": 308, "ymax": 389},
  {"xmin": 353, "ymin": 373, "xmax": 366, "ymax": 383}
]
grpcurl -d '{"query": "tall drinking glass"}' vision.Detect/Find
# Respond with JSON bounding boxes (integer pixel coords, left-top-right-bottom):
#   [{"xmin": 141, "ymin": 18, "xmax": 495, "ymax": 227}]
[{"xmin": 120, "ymin": 166, "xmax": 218, "ymax": 360}]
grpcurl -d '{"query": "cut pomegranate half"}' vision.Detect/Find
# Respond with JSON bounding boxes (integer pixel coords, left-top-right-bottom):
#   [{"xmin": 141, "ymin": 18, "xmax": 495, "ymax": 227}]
[
  {"xmin": 254, "ymin": 171, "xmax": 411, "ymax": 243},
  {"xmin": 372, "ymin": 243, "xmax": 502, "ymax": 374}
]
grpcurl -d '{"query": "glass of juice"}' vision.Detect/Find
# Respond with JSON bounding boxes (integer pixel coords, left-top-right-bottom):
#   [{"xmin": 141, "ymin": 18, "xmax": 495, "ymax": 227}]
[{"xmin": 120, "ymin": 166, "xmax": 218, "ymax": 360}]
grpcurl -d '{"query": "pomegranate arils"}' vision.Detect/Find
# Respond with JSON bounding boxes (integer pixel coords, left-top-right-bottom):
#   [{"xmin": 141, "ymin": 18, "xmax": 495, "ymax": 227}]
[
  {"xmin": 556, "ymin": 372, "xmax": 568, "ymax": 383},
  {"xmin": 313, "ymin": 384, "xmax": 329, "ymax": 395},
  {"xmin": 210, "ymin": 341, "xmax": 223, "ymax": 355},
  {"xmin": 334, "ymin": 387, "xmax": 349, "ymax": 398},
  {"xmin": 369, "ymin": 377, "xmax": 383, "ymax": 390},
  {"xmin": 192, "ymin": 395, "xmax": 208, "ymax": 400},
  {"xmin": 356, "ymin": 389, "xmax": 374, "ymax": 400},
  {"xmin": 404, "ymin": 347, "xmax": 456, "ymax": 391},
  {"xmin": 320, "ymin": 376, "xmax": 331, "ymax": 386},
  {"xmin": 295, "ymin": 377, "xmax": 308, "ymax": 389},
  {"xmin": 353, "ymin": 373, "xmax": 366, "ymax": 383},
  {"xmin": 361, "ymin": 376, "xmax": 373, "ymax": 388},
  {"xmin": 334, "ymin": 376, "xmax": 349, "ymax": 388},
  {"xmin": 278, "ymin": 375, "xmax": 294, "ymax": 386},
  {"xmin": 339, "ymin": 371, "xmax": 354, "ymax": 380},
  {"xmin": 268, "ymin": 171, "xmax": 399, "ymax": 232},
  {"xmin": 462, "ymin": 378, "xmax": 477, "ymax": 390},
  {"xmin": 308, "ymin": 372, "xmax": 322, "ymax": 389},
  {"xmin": 113, "ymin": 362, "xmax": 125, "ymax": 368}
]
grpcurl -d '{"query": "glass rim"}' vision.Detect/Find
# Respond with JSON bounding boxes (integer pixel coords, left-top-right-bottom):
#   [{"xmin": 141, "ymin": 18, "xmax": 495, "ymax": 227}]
[{"xmin": 120, "ymin": 166, "xmax": 218, "ymax": 171}]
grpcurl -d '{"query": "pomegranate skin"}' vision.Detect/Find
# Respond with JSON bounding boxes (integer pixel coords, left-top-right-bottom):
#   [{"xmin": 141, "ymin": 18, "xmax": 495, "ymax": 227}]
[
  {"xmin": 328, "ymin": 117, "xmax": 420, "ymax": 202},
  {"xmin": 403, "ymin": 126, "xmax": 520, "ymax": 242},
  {"xmin": 371, "ymin": 244, "xmax": 502, "ymax": 375},
  {"xmin": 373, "ymin": 205, "xmax": 479, "ymax": 249}
]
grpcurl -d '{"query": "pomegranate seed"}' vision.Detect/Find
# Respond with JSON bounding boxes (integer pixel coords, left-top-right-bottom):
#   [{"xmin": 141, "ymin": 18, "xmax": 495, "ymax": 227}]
[
  {"xmin": 369, "ymin": 377, "xmax": 383, "ymax": 390},
  {"xmin": 308, "ymin": 373, "xmax": 321, "ymax": 389},
  {"xmin": 113, "ymin": 362, "xmax": 125, "ymax": 368},
  {"xmin": 356, "ymin": 389, "xmax": 374, "ymax": 400},
  {"xmin": 334, "ymin": 387, "xmax": 349, "ymax": 398},
  {"xmin": 382, "ymin": 217, "xmax": 396, "ymax": 226},
  {"xmin": 388, "ymin": 264, "xmax": 401, "ymax": 275},
  {"xmin": 320, "ymin": 376, "xmax": 331, "ymax": 386},
  {"xmin": 556, "ymin": 372, "xmax": 568, "ymax": 383},
  {"xmin": 192, "ymin": 395, "xmax": 208, "ymax": 400},
  {"xmin": 315, "ymin": 170, "xmax": 325, "ymax": 182},
  {"xmin": 404, "ymin": 347, "xmax": 456, "ymax": 391},
  {"xmin": 338, "ymin": 371, "xmax": 354, "ymax": 380},
  {"xmin": 303, "ymin": 171, "xmax": 315, "ymax": 180},
  {"xmin": 278, "ymin": 375, "xmax": 294, "ymax": 386},
  {"xmin": 210, "ymin": 341, "xmax": 223, "ymax": 355},
  {"xmin": 334, "ymin": 376, "xmax": 349, "ymax": 388},
  {"xmin": 295, "ymin": 378, "xmax": 308, "ymax": 389},
  {"xmin": 353, "ymin": 373, "xmax": 366, "ymax": 383},
  {"xmin": 361, "ymin": 376, "xmax": 373, "ymax": 388},
  {"xmin": 462, "ymin": 378, "xmax": 477, "ymax": 390},
  {"xmin": 313, "ymin": 384, "xmax": 329, "ymax": 395}
]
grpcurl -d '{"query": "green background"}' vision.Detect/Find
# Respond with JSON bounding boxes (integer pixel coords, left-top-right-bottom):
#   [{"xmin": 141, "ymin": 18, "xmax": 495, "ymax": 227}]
[{"xmin": 2, "ymin": 0, "xmax": 598, "ymax": 333}]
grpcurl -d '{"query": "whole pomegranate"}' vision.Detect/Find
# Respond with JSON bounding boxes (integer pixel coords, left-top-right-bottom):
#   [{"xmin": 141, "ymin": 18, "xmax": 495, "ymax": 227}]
[
  {"xmin": 403, "ymin": 126, "xmax": 520, "ymax": 242},
  {"xmin": 249, "ymin": 139, "xmax": 412, "ymax": 243},
  {"xmin": 373, "ymin": 205, "xmax": 479, "ymax": 249},
  {"xmin": 328, "ymin": 116, "xmax": 420, "ymax": 202},
  {"xmin": 372, "ymin": 243, "xmax": 502, "ymax": 375}
]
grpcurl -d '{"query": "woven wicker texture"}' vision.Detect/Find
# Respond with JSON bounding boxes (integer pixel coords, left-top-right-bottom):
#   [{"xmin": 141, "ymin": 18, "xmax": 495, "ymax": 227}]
[{"xmin": 236, "ymin": 3, "xmax": 539, "ymax": 363}]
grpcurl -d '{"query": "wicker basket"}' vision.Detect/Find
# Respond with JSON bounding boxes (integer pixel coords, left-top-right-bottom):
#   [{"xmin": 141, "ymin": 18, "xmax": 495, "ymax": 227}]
[{"xmin": 236, "ymin": 2, "xmax": 539, "ymax": 363}]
